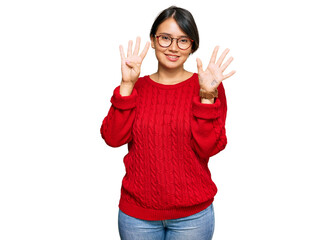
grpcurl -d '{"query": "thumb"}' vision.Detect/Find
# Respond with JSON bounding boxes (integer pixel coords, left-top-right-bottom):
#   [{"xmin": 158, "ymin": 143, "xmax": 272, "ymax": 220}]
[
  {"xmin": 125, "ymin": 60, "xmax": 136, "ymax": 68},
  {"xmin": 196, "ymin": 58, "xmax": 203, "ymax": 74}
]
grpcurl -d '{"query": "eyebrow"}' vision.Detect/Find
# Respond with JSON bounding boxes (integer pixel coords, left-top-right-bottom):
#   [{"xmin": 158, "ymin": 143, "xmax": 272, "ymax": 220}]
[{"xmin": 158, "ymin": 32, "xmax": 189, "ymax": 38}]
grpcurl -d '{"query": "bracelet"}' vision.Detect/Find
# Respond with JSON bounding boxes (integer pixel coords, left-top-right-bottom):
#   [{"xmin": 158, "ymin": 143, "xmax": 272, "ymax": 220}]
[{"xmin": 199, "ymin": 88, "xmax": 218, "ymax": 99}]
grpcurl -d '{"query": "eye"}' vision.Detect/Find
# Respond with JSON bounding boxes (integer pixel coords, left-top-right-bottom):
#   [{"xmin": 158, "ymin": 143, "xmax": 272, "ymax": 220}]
[
  {"xmin": 179, "ymin": 38, "xmax": 189, "ymax": 43},
  {"xmin": 161, "ymin": 35, "xmax": 170, "ymax": 40}
]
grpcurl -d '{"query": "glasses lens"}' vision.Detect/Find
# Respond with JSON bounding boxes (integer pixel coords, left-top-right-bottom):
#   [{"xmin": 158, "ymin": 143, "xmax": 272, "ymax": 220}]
[
  {"xmin": 178, "ymin": 38, "xmax": 192, "ymax": 50},
  {"xmin": 158, "ymin": 35, "xmax": 171, "ymax": 47}
]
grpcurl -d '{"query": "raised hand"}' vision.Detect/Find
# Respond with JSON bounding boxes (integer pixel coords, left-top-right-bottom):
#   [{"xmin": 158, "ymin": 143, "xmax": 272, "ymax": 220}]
[
  {"xmin": 119, "ymin": 36, "xmax": 150, "ymax": 86},
  {"xmin": 196, "ymin": 46, "xmax": 236, "ymax": 92}
]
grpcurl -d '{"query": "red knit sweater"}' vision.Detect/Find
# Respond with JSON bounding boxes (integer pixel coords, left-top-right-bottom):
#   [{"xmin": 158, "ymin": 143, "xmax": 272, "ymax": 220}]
[{"xmin": 100, "ymin": 73, "xmax": 227, "ymax": 220}]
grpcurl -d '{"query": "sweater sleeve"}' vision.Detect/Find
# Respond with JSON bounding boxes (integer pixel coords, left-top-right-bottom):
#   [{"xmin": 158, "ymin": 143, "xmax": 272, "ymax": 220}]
[
  {"xmin": 190, "ymin": 82, "xmax": 227, "ymax": 159},
  {"xmin": 100, "ymin": 85, "xmax": 137, "ymax": 147}
]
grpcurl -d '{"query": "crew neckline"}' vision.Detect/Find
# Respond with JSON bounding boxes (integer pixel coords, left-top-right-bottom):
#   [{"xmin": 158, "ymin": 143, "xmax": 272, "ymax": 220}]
[{"xmin": 144, "ymin": 73, "xmax": 197, "ymax": 89}]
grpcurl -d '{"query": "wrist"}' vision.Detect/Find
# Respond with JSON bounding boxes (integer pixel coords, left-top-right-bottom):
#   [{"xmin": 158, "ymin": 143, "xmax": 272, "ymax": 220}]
[
  {"xmin": 199, "ymin": 88, "xmax": 218, "ymax": 99},
  {"xmin": 201, "ymin": 97, "xmax": 215, "ymax": 104},
  {"xmin": 119, "ymin": 82, "xmax": 135, "ymax": 96},
  {"xmin": 199, "ymin": 88, "xmax": 217, "ymax": 104}
]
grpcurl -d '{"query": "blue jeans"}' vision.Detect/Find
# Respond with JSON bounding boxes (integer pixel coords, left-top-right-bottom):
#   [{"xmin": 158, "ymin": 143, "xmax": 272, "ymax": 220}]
[{"xmin": 118, "ymin": 203, "xmax": 215, "ymax": 240}]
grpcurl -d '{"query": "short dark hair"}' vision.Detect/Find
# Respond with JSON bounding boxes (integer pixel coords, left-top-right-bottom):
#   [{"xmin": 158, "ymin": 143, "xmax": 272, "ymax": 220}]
[{"xmin": 149, "ymin": 6, "xmax": 199, "ymax": 53}]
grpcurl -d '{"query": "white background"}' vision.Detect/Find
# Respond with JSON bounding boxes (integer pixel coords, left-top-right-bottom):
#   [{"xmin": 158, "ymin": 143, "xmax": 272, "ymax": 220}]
[{"xmin": 1, "ymin": 0, "xmax": 335, "ymax": 239}]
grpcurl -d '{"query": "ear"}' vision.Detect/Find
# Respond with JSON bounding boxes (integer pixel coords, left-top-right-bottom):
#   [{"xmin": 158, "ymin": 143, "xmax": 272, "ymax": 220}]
[{"xmin": 150, "ymin": 36, "xmax": 155, "ymax": 49}]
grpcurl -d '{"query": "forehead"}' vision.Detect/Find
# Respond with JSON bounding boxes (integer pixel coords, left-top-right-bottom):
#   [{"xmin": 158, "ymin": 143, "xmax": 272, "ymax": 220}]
[{"xmin": 156, "ymin": 17, "xmax": 188, "ymax": 37}]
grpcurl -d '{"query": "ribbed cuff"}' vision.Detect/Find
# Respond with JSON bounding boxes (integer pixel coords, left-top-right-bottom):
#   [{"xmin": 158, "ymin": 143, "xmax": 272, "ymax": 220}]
[
  {"xmin": 119, "ymin": 197, "xmax": 214, "ymax": 221},
  {"xmin": 192, "ymin": 96, "xmax": 221, "ymax": 119},
  {"xmin": 111, "ymin": 85, "xmax": 137, "ymax": 110}
]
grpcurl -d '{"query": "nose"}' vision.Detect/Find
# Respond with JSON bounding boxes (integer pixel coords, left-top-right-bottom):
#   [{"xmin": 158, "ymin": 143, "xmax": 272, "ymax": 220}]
[{"xmin": 168, "ymin": 39, "xmax": 178, "ymax": 51}]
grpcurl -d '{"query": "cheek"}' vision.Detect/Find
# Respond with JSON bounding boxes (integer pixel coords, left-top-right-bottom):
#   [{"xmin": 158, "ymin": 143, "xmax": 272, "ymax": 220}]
[
  {"xmin": 155, "ymin": 49, "xmax": 165, "ymax": 59},
  {"xmin": 180, "ymin": 52, "xmax": 191, "ymax": 60}
]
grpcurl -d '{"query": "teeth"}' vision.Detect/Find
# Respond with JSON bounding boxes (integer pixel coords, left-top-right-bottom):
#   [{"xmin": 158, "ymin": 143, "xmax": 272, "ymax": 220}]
[{"xmin": 167, "ymin": 55, "xmax": 178, "ymax": 59}]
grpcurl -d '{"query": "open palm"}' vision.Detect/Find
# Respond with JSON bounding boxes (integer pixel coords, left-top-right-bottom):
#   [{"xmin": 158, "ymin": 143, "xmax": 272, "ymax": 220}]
[
  {"xmin": 119, "ymin": 36, "xmax": 150, "ymax": 85},
  {"xmin": 196, "ymin": 46, "xmax": 236, "ymax": 92}
]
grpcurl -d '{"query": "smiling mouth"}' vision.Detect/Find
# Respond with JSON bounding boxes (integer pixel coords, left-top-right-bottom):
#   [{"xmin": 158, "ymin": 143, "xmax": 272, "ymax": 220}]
[{"xmin": 165, "ymin": 54, "xmax": 180, "ymax": 61}]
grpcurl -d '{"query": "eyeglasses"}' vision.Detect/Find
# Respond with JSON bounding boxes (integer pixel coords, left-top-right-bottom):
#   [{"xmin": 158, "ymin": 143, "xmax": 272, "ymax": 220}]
[{"xmin": 155, "ymin": 34, "xmax": 193, "ymax": 50}]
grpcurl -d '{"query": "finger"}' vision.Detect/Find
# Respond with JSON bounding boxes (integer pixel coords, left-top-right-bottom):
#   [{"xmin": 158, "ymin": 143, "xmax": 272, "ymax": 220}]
[
  {"xmin": 220, "ymin": 56, "xmax": 234, "ymax": 72},
  {"xmin": 133, "ymin": 36, "xmax": 141, "ymax": 56},
  {"xmin": 216, "ymin": 48, "xmax": 230, "ymax": 67},
  {"xmin": 209, "ymin": 46, "xmax": 219, "ymax": 65},
  {"xmin": 196, "ymin": 58, "xmax": 204, "ymax": 74},
  {"xmin": 139, "ymin": 41, "xmax": 150, "ymax": 61},
  {"xmin": 119, "ymin": 45, "xmax": 125, "ymax": 62},
  {"xmin": 127, "ymin": 40, "xmax": 133, "ymax": 58},
  {"xmin": 222, "ymin": 70, "xmax": 236, "ymax": 80}
]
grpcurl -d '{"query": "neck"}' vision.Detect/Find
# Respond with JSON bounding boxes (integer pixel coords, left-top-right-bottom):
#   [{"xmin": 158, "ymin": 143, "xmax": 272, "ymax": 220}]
[{"xmin": 154, "ymin": 64, "xmax": 188, "ymax": 84}]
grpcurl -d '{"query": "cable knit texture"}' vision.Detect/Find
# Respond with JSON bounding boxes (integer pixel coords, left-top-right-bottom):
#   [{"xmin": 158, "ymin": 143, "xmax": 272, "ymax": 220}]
[{"xmin": 100, "ymin": 73, "xmax": 227, "ymax": 220}]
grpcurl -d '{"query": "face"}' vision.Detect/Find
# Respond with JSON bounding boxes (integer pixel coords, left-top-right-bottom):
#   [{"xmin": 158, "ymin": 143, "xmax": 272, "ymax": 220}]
[{"xmin": 151, "ymin": 17, "xmax": 193, "ymax": 70}]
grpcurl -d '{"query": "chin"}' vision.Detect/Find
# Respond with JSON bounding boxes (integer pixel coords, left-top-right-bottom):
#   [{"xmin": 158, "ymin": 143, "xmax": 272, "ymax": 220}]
[{"xmin": 162, "ymin": 62, "xmax": 183, "ymax": 70}]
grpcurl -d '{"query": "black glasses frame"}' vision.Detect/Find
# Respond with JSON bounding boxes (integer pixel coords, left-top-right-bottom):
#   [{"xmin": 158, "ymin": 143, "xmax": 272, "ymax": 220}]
[{"xmin": 155, "ymin": 34, "xmax": 194, "ymax": 50}]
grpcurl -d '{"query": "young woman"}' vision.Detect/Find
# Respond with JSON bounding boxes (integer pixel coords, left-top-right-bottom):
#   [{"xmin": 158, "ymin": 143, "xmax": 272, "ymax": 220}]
[{"xmin": 100, "ymin": 5, "xmax": 235, "ymax": 240}]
